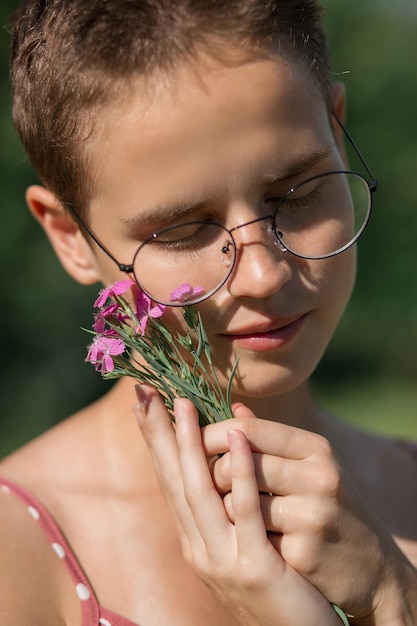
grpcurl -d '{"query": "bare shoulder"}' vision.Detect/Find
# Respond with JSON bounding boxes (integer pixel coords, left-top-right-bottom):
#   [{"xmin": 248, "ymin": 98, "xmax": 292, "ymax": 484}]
[
  {"xmin": 332, "ymin": 419, "xmax": 417, "ymax": 566},
  {"xmin": 0, "ymin": 479, "xmax": 80, "ymax": 625},
  {"xmin": 0, "ymin": 401, "xmax": 104, "ymax": 624},
  {"xmin": 0, "ymin": 402, "xmax": 109, "ymax": 625},
  {"xmin": 0, "ymin": 401, "xmax": 103, "ymax": 490}
]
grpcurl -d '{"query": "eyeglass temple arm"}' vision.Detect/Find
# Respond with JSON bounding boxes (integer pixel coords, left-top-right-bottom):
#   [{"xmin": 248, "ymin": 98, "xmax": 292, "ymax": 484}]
[
  {"xmin": 65, "ymin": 203, "xmax": 134, "ymax": 273},
  {"xmin": 332, "ymin": 112, "xmax": 379, "ymax": 193}
]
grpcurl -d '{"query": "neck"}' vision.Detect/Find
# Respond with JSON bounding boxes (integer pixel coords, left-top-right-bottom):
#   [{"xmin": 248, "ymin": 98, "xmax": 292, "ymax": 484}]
[
  {"xmin": 233, "ymin": 381, "xmax": 328, "ymax": 434},
  {"xmin": 105, "ymin": 376, "xmax": 328, "ymax": 436}
]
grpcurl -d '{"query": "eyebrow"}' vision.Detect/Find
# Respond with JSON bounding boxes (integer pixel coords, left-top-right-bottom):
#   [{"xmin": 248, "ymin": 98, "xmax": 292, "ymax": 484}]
[
  {"xmin": 121, "ymin": 201, "xmax": 206, "ymax": 229},
  {"xmin": 121, "ymin": 143, "xmax": 335, "ymax": 229},
  {"xmin": 263, "ymin": 142, "xmax": 334, "ymax": 186}
]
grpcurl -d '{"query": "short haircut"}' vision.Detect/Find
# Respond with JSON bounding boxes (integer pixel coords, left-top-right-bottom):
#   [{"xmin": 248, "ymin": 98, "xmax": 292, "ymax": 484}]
[{"xmin": 10, "ymin": 0, "xmax": 331, "ymax": 216}]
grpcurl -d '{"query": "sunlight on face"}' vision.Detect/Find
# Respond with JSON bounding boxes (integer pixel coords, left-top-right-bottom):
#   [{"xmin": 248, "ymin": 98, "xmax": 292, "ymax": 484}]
[{"xmin": 85, "ymin": 53, "xmax": 356, "ymax": 410}]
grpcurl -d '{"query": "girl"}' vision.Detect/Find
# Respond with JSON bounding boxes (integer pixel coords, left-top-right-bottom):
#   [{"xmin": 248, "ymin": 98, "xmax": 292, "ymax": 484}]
[{"xmin": 1, "ymin": 1, "xmax": 416, "ymax": 624}]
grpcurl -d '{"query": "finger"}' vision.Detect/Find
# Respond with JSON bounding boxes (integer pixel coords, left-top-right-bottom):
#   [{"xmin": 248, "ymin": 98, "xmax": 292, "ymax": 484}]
[
  {"xmin": 133, "ymin": 385, "xmax": 201, "ymax": 553},
  {"xmin": 222, "ymin": 475, "xmax": 287, "ymax": 534},
  {"xmin": 202, "ymin": 403, "xmax": 321, "ymax": 460},
  {"xmin": 226, "ymin": 489, "xmax": 330, "ymax": 539},
  {"xmin": 228, "ymin": 429, "xmax": 284, "ymax": 568},
  {"xmin": 134, "ymin": 384, "xmax": 177, "ymax": 479},
  {"xmin": 213, "ymin": 450, "xmax": 309, "ymax": 498},
  {"xmin": 174, "ymin": 398, "xmax": 232, "ymax": 555}
]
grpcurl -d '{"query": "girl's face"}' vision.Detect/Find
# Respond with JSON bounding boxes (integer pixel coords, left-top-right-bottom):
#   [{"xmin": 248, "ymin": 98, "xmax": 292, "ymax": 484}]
[{"xmin": 86, "ymin": 54, "xmax": 356, "ymax": 402}]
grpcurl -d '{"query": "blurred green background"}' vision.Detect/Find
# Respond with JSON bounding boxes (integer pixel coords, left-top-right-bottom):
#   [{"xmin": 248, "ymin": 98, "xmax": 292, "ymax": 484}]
[{"xmin": 1, "ymin": 0, "xmax": 416, "ymax": 457}]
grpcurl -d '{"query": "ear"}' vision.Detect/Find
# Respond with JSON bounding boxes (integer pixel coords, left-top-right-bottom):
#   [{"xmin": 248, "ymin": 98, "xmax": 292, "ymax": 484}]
[
  {"xmin": 26, "ymin": 185, "xmax": 101, "ymax": 285},
  {"xmin": 330, "ymin": 81, "xmax": 349, "ymax": 167}
]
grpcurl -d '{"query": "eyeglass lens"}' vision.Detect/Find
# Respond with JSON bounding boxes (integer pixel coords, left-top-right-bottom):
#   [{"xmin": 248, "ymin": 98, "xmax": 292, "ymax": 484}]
[{"xmin": 132, "ymin": 171, "xmax": 371, "ymax": 306}]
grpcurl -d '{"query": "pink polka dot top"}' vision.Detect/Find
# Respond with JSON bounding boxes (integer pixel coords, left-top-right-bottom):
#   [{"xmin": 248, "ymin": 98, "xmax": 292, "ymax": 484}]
[{"xmin": 0, "ymin": 476, "xmax": 139, "ymax": 626}]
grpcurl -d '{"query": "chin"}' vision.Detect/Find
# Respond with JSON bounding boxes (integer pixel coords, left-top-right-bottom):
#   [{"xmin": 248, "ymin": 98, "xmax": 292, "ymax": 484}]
[{"xmin": 216, "ymin": 355, "xmax": 318, "ymax": 401}]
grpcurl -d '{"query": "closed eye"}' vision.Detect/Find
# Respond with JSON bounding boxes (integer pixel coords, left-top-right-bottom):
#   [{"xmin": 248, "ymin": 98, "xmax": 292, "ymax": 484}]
[
  {"xmin": 275, "ymin": 187, "xmax": 323, "ymax": 213},
  {"xmin": 145, "ymin": 220, "xmax": 221, "ymax": 252}
]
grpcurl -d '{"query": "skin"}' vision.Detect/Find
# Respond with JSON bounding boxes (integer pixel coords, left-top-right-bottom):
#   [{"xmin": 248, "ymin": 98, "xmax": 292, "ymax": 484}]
[{"xmin": 1, "ymin": 53, "xmax": 417, "ymax": 624}]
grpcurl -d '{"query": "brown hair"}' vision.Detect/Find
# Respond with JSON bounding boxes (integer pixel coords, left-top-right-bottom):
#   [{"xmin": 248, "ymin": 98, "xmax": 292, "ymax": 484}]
[{"xmin": 10, "ymin": 0, "xmax": 331, "ymax": 216}]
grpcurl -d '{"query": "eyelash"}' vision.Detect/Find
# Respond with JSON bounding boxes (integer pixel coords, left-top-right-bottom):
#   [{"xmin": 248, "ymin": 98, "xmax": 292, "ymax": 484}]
[
  {"xmin": 270, "ymin": 186, "xmax": 323, "ymax": 213},
  {"xmin": 146, "ymin": 221, "xmax": 217, "ymax": 252}
]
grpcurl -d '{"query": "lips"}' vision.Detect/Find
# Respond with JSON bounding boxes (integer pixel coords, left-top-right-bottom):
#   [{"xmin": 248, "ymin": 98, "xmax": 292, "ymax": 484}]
[
  {"xmin": 223, "ymin": 313, "xmax": 307, "ymax": 336},
  {"xmin": 219, "ymin": 313, "xmax": 307, "ymax": 351}
]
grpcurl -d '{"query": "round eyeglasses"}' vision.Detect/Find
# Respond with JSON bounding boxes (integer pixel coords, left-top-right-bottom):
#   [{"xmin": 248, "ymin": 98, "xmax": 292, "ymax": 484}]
[{"xmin": 68, "ymin": 117, "xmax": 378, "ymax": 307}]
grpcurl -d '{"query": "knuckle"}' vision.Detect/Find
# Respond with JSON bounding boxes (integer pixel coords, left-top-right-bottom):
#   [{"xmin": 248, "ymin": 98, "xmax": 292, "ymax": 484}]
[
  {"xmin": 235, "ymin": 558, "xmax": 265, "ymax": 590},
  {"xmin": 230, "ymin": 415, "xmax": 265, "ymax": 446},
  {"xmin": 311, "ymin": 433, "xmax": 334, "ymax": 457},
  {"xmin": 183, "ymin": 484, "xmax": 202, "ymax": 507},
  {"xmin": 286, "ymin": 539, "xmax": 320, "ymax": 577},
  {"xmin": 307, "ymin": 502, "xmax": 334, "ymax": 535},
  {"xmin": 231, "ymin": 493, "xmax": 254, "ymax": 518},
  {"xmin": 228, "ymin": 565, "xmax": 267, "ymax": 593},
  {"xmin": 296, "ymin": 498, "xmax": 340, "ymax": 545},
  {"xmin": 313, "ymin": 463, "xmax": 342, "ymax": 498},
  {"xmin": 308, "ymin": 437, "xmax": 342, "ymax": 497},
  {"xmin": 188, "ymin": 553, "xmax": 216, "ymax": 585},
  {"xmin": 192, "ymin": 555, "xmax": 236, "ymax": 590}
]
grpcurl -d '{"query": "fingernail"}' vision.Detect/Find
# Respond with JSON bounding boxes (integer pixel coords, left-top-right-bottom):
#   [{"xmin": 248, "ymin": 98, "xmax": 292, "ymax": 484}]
[
  {"xmin": 135, "ymin": 384, "xmax": 151, "ymax": 408},
  {"xmin": 227, "ymin": 429, "xmax": 238, "ymax": 449},
  {"xmin": 134, "ymin": 385, "xmax": 153, "ymax": 425}
]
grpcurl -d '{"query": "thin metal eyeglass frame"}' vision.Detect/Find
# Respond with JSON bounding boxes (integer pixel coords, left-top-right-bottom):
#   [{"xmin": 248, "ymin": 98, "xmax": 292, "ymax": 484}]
[{"xmin": 66, "ymin": 113, "xmax": 378, "ymax": 305}]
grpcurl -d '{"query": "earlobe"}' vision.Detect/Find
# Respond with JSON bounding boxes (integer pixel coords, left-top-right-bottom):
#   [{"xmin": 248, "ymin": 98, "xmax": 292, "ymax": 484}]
[{"xmin": 26, "ymin": 185, "xmax": 101, "ymax": 286}]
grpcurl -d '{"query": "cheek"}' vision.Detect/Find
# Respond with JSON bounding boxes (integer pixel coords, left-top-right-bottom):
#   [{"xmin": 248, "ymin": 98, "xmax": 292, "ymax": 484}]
[
  {"xmin": 89, "ymin": 248, "xmax": 125, "ymax": 287},
  {"xmin": 158, "ymin": 306, "xmax": 189, "ymax": 334},
  {"xmin": 314, "ymin": 247, "xmax": 357, "ymax": 322}
]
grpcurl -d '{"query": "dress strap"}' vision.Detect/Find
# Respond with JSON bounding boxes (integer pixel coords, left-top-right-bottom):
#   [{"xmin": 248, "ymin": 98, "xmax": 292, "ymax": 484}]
[{"xmin": 0, "ymin": 476, "xmax": 101, "ymax": 625}]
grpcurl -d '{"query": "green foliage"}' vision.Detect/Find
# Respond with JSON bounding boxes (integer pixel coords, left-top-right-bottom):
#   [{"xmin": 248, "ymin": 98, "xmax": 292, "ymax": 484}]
[
  {"xmin": 1, "ymin": 1, "xmax": 417, "ymax": 456},
  {"xmin": 315, "ymin": 1, "xmax": 417, "ymax": 388}
]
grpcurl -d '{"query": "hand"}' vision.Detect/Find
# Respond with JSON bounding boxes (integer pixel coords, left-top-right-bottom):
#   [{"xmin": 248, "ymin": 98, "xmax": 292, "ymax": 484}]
[
  {"xmin": 203, "ymin": 403, "xmax": 417, "ymax": 624},
  {"xmin": 134, "ymin": 386, "xmax": 341, "ymax": 626}
]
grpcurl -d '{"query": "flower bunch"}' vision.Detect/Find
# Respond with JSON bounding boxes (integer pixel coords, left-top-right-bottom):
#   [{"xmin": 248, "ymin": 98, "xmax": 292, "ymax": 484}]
[{"xmin": 85, "ymin": 280, "xmax": 238, "ymax": 426}]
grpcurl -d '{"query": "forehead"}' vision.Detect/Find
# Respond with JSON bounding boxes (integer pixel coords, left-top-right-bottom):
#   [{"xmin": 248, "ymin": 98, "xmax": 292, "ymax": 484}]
[{"xmin": 87, "ymin": 54, "xmax": 332, "ymax": 225}]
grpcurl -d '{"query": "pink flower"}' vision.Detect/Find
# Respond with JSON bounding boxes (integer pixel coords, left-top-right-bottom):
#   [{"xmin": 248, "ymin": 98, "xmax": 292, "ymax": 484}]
[
  {"xmin": 170, "ymin": 283, "xmax": 205, "ymax": 303},
  {"xmin": 93, "ymin": 316, "xmax": 107, "ymax": 334},
  {"xmin": 135, "ymin": 291, "xmax": 166, "ymax": 335},
  {"xmin": 93, "ymin": 280, "xmax": 166, "ymax": 334},
  {"xmin": 94, "ymin": 280, "xmax": 135, "ymax": 308},
  {"xmin": 85, "ymin": 336, "xmax": 126, "ymax": 374},
  {"xmin": 93, "ymin": 303, "xmax": 119, "ymax": 333},
  {"xmin": 92, "ymin": 302, "xmax": 129, "ymax": 333}
]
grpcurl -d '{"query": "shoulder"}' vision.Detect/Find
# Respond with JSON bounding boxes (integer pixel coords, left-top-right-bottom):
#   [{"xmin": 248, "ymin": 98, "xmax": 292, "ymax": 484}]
[
  {"xmin": 337, "ymin": 424, "xmax": 417, "ymax": 564},
  {"xmin": 0, "ymin": 407, "xmax": 107, "ymax": 624},
  {"xmin": 344, "ymin": 427, "xmax": 417, "ymax": 503},
  {"xmin": 0, "ymin": 480, "xmax": 79, "ymax": 625},
  {"xmin": 0, "ymin": 403, "xmax": 103, "ymax": 489}
]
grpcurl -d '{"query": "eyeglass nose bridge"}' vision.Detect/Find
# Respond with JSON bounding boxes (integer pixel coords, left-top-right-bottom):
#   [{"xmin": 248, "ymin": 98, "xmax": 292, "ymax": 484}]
[{"xmin": 228, "ymin": 214, "xmax": 287, "ymax": 253}]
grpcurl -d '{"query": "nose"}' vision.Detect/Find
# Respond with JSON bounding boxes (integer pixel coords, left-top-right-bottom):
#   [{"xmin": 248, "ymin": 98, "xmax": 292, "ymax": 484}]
[{"xmin": 227, "ymin": 217, "xmax": 292, "ymax": 299}]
